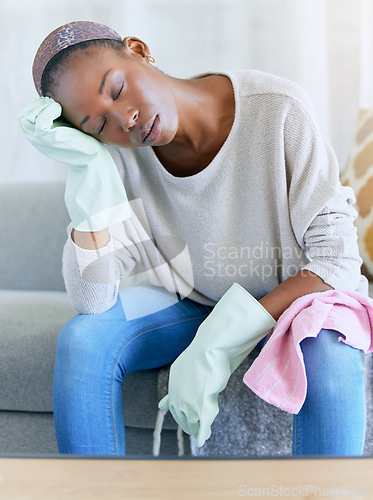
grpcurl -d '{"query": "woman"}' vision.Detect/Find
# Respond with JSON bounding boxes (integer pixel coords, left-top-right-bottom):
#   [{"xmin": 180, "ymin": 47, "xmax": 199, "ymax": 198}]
[{"xmin": 19, "ymin": 21, "xmax": 368, "ymax": 456}]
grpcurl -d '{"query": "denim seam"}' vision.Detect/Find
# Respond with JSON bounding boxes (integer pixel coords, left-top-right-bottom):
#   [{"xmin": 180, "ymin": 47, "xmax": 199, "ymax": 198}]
[{"xmin": 109, "ymin": 313, "xmax": 210, "ymax": 455}]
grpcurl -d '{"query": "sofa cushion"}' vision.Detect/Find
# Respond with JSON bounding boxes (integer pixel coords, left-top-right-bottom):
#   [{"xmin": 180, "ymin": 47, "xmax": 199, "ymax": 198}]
[
  {"xmin": 0, "ymin": 290, "xmax": 75, "ymax": 411},
  {"xmin": 0, "ymin": 289, "xmax": 178, "ymax": 430}
]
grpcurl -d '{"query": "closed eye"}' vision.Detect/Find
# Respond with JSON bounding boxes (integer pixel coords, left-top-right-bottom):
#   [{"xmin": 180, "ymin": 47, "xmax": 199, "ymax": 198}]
[
  {"xmin": 114, "ymin": 82, "xmax": 124, "ymax": 101},
  {"xmin": 97, "ymin": 117, "xmax": 107, "ymax": 136},
  {"xmin": 96, "ymin": 82, "xmax": 124, "ymax": 135}
]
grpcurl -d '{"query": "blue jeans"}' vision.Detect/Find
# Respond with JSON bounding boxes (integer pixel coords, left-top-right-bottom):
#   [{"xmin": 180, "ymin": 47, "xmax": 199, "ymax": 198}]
[{"xmin": 53, "ymin": 284, "xmax": 366, "ymax": 456}]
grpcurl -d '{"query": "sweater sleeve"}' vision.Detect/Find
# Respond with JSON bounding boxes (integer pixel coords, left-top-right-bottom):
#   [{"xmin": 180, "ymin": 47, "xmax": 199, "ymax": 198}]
[
  {"xmin": 62, "ymin": 198, "xmax": 189, "ymax": 314},
  {"xmin": 283, "ymin": 87, "xmax": 362, "ymax": 291},
  {"xmin": 62, "ymin": 221, "xmax": 137, "ymax": 314},
  {"xmin": 62, "ymin": 199, "xmax": 158, "ymax": 314}
]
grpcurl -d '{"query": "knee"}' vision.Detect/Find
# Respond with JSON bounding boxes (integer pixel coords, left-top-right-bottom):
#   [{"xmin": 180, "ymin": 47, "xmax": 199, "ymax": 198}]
[
  {"xmin": 301, "ymin": 329, "xmax": 363, "ymax": 364},
  {"xmin": 56, "ymin": 307, "xmax": 133, "ymax": 377},
  {"xmin": 58, "ymin": 315, "xmax": 90, "ymax": 350},
  {"xmin": 56, "ymin": 313, "xmax": 111, "ymax": 365},
  {"xmin": 55, "ymin": 313, "xmax": 120, "ymax": 383},
  {"xmin": 300, "ymin": 329, "xmax": 364, "ymax": 396}
]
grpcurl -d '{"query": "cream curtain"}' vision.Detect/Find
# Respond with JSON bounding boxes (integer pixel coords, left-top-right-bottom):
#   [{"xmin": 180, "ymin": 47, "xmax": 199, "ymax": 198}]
[{"xmin": 1, "ymin": 0, "xmax": 372, "ymax": 183}]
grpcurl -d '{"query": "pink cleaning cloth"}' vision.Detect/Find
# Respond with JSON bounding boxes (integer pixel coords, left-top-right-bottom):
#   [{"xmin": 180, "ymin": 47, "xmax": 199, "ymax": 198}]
[{"xmin": 243, "ymin": 290, "xmax": 373, "ymax": 414}]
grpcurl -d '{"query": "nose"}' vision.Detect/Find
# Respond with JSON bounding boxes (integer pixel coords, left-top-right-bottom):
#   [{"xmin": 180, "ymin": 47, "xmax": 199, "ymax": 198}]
[{"xmin": 112, "ymin": 107, "xmax": 139, "ymax": 132}]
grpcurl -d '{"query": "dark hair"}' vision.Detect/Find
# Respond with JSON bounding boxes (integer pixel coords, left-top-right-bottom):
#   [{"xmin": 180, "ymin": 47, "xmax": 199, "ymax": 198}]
[{"xmin": 40, "ymin": 38, "xmax": 124, "ymax": 97}]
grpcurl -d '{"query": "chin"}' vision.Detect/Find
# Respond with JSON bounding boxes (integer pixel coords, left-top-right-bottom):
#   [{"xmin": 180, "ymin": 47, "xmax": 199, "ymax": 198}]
[{"xmin": 156, "ymin": 130, "xmax": 177, "ymax": 147}]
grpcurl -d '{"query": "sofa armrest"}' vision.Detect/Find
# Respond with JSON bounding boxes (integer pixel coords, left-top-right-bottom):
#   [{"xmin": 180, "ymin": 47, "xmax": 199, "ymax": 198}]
[{"xmin": 0, "ymin": 182, "xmax": 70, "ymax": 291}]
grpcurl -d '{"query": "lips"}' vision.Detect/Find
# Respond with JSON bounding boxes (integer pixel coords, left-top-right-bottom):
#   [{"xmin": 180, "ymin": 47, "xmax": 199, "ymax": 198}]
[{"xmin": 141, "ymin": 115, "xmax": 161, "ymax": 144}]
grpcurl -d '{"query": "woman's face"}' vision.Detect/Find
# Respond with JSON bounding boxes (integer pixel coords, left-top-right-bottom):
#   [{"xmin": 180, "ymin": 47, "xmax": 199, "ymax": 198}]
[{"xmin": 52, "ymin": 42, "xmax": 179, "ymax": 148}]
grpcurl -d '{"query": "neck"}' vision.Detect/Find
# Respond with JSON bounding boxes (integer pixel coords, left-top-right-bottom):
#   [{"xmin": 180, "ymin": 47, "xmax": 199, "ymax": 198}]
[
  {"xmin": 172, "ymin": 73, "xmax": 234, "ymax": 150},
  {"xmin": 153, "ymin": 73, "xmax": 235, "ymax": 176}
]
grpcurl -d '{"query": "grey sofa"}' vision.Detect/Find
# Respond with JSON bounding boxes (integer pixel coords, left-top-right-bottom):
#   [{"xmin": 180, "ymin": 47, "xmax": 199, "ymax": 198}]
[
  {"xmin": 0, "ymin": 182, "xmax": 372, "ymax": 457},
  {"xmin": 0, "ymin": 182, "xmax": 185, "ymax": 456}
]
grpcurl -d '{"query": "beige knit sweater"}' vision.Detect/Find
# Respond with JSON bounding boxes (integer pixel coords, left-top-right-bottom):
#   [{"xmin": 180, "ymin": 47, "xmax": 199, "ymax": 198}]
[{"xmin": 62, "ymin": 70, "xmax": 368, "ymax": 314}]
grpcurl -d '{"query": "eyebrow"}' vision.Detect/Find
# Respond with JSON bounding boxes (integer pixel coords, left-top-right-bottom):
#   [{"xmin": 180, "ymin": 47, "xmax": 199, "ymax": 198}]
[{"xmin": 79, "ymin": 70, "xmax": 112, "ymax": 130}]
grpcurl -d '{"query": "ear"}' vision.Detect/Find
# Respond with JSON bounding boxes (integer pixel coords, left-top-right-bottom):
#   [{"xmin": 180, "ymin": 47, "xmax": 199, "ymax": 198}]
[{"xmin": 122, "ymin": 37, "xmax": 151, "ymax": 61}]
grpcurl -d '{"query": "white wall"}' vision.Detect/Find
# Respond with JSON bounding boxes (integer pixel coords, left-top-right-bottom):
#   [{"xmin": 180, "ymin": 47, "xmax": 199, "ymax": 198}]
[{"xmin": 1, "ymin": 0, "xmax": 371, "ymax": 183}]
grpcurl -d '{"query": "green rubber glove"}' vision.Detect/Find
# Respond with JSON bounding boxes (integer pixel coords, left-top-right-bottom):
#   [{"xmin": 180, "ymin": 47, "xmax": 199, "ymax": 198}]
[
  {"xmin": 158, "ymin": 282, "xmax": 276, "ymax": 447},
  {"xmin": 18, "ymin": 97, "xmax": 131, "ymax": 231}
]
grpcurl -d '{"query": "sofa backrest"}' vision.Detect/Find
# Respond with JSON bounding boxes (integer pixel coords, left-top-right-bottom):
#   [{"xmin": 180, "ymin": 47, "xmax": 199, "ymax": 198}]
[{"xmin": 0, "ymin": 183, "xmax": 70, "ymax": 291}]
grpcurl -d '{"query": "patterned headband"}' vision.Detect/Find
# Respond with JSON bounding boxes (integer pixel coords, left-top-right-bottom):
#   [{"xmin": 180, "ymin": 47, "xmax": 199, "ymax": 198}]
[{"xmin": 32, "ymin": 21, "xmax": 123, "ymax": 96}]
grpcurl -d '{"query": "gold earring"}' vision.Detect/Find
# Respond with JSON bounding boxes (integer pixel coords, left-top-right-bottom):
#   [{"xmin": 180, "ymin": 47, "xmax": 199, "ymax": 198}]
[{"xmin": 147, "ymin": 54, "xmax": 156, "ymax": 63}]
